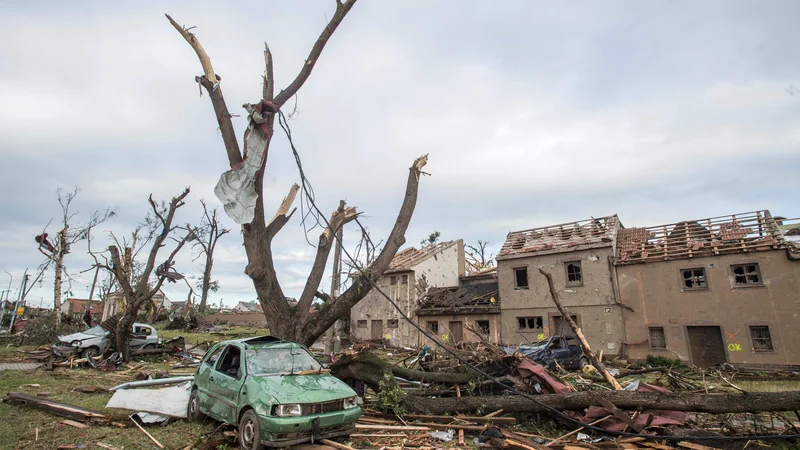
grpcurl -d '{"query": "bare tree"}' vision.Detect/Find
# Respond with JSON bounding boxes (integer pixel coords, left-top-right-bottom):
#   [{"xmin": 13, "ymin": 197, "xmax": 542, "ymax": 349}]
[
  {"xmin": 93, "ymin": 188, "xmax": 193, "ymax": 360},
  {"xmin": 35, "ymin": 187, "xmax": 115, "ymax": 324},
  {"xmin": 168, "ymin": 1, "xmax": 429, "ymax": 346},
  {"xmin": 466, "ymin": 240, "xmax": 495, "ymax": 274},
  {"xmin": 191, "ymin": 200, "xmax": 230, "ymax": 312}
]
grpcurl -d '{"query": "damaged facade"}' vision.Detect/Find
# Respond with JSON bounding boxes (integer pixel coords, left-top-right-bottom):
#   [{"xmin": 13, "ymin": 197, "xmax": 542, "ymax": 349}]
[
  {"xmin": 350, "ymin": 240, "xmax": 466, "ymax": 347},
  {"xmin": 616, "ymin": 210, "xmax": 800, "ymax": 369},
  {"xmin": 496, "ymin": 216, "xmax": 626, "ymax": 356},
  {"xmin": 416, "ymin": 268, "xmax": 501, "ymax": 347}
]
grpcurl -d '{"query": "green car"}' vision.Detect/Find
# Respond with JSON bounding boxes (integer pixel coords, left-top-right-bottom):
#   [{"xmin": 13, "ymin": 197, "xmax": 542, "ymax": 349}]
[{"xmin": 187, "ymin": 336, "xmax": 361, "ymax": 449}]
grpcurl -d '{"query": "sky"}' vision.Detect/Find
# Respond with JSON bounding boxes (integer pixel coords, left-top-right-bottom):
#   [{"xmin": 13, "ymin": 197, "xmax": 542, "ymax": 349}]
[{"xmin": 1, "ymin": 0, "xmax": 798, "ymax": 309}]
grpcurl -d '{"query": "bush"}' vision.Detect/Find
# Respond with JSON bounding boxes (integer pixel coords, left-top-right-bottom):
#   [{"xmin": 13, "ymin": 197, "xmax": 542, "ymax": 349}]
[
  {"xmin": 646, "ymin": 354, "xmax": 686, "ymax": 369},
  {"xmin": 23, "ymin": 315, "xmax": 86, "ymax": 346}
]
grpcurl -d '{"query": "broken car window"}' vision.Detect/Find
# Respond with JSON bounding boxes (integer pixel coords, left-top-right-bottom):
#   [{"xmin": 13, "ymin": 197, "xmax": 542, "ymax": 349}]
[
  {"xmin": 246, "ymin": 347, "xmax": 322, "ymax": 376},
  {"xmin": 83, "ymin": 325, "xmax": 109, "ymax": 337}
]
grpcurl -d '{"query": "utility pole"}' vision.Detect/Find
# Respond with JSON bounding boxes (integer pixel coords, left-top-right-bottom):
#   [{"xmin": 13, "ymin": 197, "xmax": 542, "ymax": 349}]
[{"xmin": 324, "ymin": 215, "xmax": 344, "ymax": 364}]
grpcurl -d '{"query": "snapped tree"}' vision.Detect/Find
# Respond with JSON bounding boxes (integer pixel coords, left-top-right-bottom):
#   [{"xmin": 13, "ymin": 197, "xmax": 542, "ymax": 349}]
[
  {"xmin": 191, "ymin": 200, "xmax": 230, "ymax": 313},
  {"xmin": 35, "ymin": 187, "xmax": 115, "ymax": 324},
  {"xmin": 93, "ymin": 188, "xmax": 193, "ymax": 360},
  {"xmin": 168, "ymin": 0, "xmax": 429, "ymax": 346}
]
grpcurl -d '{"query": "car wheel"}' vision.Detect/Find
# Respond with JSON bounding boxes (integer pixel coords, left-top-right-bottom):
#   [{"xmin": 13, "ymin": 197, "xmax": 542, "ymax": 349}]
[
  {"xmin": 239, "ymin": 409, "xmax": 266, "ymax": 450},
  {"xmin": 143, "ymin": 344, "xmax": 156, "ymax": 350},
  {"xmin": 187, "ymin": 388, "xmax": 205, "ymax": 421},
  {"xmin": 81, "ymin": 347, "xmax": 99, "ymax": 359}
]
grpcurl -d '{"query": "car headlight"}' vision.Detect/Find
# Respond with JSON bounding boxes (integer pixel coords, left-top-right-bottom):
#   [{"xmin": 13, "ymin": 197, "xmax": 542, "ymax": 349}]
[
  {"xmin": 343, "ymin": 396, "xmax": 358, "ymax": 410},
  {"xmin": 272, "ymin": 404, "xmax": 302, "ymax": 416},
  {"xmin": 71, "ymin": 340, "xmax": 81, "ymax": 347}
]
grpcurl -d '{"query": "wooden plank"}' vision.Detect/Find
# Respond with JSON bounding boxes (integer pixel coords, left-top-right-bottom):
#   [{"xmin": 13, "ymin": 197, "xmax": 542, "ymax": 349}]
[
  {"xmin": 640, "ymin": 442, "xmax": 675, "ymax": 450},
  {"xmin": 405, "ymin": 414, "xmax": 515, "ymax": 424},
  {"xmin": 589, "ymin": 392, "xmax": 643, "ymax": 433},
  {"xmin": 677, "ymin": 443, "xmax": 721, "ymax": 450},
  {"xmin": 2, "ymin": 392, "xmax": 108, "ymax": 422},
  {"xmin": 356, "ymin": 424, "xmax": 430, "ymax": 431},
  {"xmin": 319, "ymin": 439, "xmax": 357, "ymax": 450},
  {"xmin": 130, "ymin": 414, "xmax": 163, "ymax": 449},
  {"xmin": 350, "ymin": 434, "xmax": 408, "ymax": 438},
  {"xmin": 61, "ymin": 419, "xmax": 89, "ymax": 429}
]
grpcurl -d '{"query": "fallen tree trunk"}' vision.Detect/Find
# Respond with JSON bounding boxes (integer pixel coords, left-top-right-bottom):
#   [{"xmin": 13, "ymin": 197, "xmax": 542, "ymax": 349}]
[
  {"xmin": 402, "ymin": 390, "xmax": 800, "ymax": 415},
  {"xmin": 331, "ymin": 350, "xmax": 476, "ymax": 387},
  {"xmin": 3, "ymin": 392, "xmax": 109, "ymax": 423}
]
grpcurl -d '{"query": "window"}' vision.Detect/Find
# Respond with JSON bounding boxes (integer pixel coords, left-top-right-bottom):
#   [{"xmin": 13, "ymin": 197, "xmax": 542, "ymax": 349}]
[
  {"xmin": 565, "ymin": 261, "xmax": 583, "ymax": 286},
  {"xmin": 732, "ymin": 263, "xmax": 763, "ymax": 286},
  {"xmin": 357, "ymin": 320, "xmax": 368, "ymax": 329},
  {"xmin": 401, "ymin": 275, "xmax": 408, "ymax": 284},
  {"xmin": 133, "ymin": 326, "xmax": 151, "ymax": 335},
  {"xmin": 204, "ymin": 345, "xmax": 225, "ymax": 366},
  {"xmin": 681, "ymin": 268, "xmax": 707, "ymax": 290},
  {"xmin": 390, "ymin": 276, "xmax": 397, "ymax": 285},
  {"xmin": 649, "ymin": 327, "xmax": 666, "ymax": 350},
  {"xmin": 387, "ymin": 319, "xmax": 399, "ymax": 328},
  {"xmin": 476, "ymin": 320, "xmax": 490, "ymax": 335},
  {"xmin": 750, "ymin": 326, "xmax": 774, "ymax": 352},
  {"xmin": 427, "ymin": 321, "xmax": 439, "ymax": 333},
  {"xmin": 514, "ymin": 267, "xmax": 529, "ymax": 289},
  {"xmin": 517, "ymin": 316, "xmax": 543, "ymax": 330},
  {"xmin": 217, "ymin": 345, "xmax": 242, "ymax": 379}
]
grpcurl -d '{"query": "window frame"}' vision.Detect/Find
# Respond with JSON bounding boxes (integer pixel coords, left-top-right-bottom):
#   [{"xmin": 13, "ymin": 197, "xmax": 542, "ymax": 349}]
[
  {"xmin": 476, "ymin": 320, "xmax": 490, "ymax": 335},
  {"xmin": 387, "ymin": 319, "xmax": 399, "ymax": 328},
  {"xmin": 748, "ymin": 325, "xmax": 775, "ymax": 353},
  {"xmin": 401, "ymin": 274, "xmax": 408, "ymax": 284},
  {"xmin": 513, "ymin": 267, "xmax": 529, "ymax": 290},
  {"xmin": 356, "ymin": 320, "xmax": 368, "ymax": 329},
  {"xmin": 648, "ymin": 326, "xmax": 667, "ymax": 350},
  {"xmin": 390, "ymin": 275, "xmax": 397, "ymax": 285},
  {"xmin": 215, "ymin": 345, "xmax": 243, "ymax": 380},
  {"xmin": 203, "ymin": 345, "xmax": 225, "ymax": 367},
  {"xmin": 426, "ymin": 321, "xmax": 439, "ymax": 334},
  {"xmin": 730, "ymin": 263, "xmax": 764, "ymax": 288},
  {"xmin": 564, "ymin": 260, "xmax": 584, "ymax": 287},
  {"xmin": 517, "ymin": 316, "xmax": 544, "ymax": 331},
  {"xmin": 680, "ymin": 267, "xmax": 708, "ymax": 291}
]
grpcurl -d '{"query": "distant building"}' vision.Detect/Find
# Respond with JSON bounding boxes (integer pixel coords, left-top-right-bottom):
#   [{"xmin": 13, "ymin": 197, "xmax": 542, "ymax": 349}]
[
  {"xmin": 102, "ymin": 289, "xmax": 170, "ymax": 321},
  {"xmin": 60, "ymin": 298, "xmax": 102, "ymax": 316},
  {"xmin": 233, "ymin": 301, "xmax": 263, "ymax": 313},
  {"xmin": 350, "ymin": 240, "xmax": 466, "ymax": 347}
]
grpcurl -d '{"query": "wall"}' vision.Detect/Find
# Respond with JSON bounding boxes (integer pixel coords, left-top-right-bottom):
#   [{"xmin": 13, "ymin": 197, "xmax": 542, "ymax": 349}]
[
  {"xmin": 205, "ymin": 312, "xmax": 268, "ymax": 327},
  {"xmin": 417, "ymin": 313, "xmax": 501, "ymax": 347},
  {"xmin": 618, "ymin": 250, "xmax": 800, "ymax": 367},
  {"xmin": 497, "ymin": 246, "xmax": 625, "ymax": 355}
]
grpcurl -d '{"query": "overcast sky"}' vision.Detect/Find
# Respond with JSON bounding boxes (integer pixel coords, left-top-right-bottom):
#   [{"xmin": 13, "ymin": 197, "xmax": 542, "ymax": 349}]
[{"xmin": 1, "ymin": 0, "xmax": 797, "ymax": 308}]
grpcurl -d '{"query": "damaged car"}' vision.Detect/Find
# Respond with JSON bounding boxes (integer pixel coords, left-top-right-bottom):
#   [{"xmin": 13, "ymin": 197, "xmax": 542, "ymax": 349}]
[
  {"xmin": 188, "ymin": 336, "xmax": 361, "ymax": 449},
  {"xmin": 52, "ymin": 322, "xmax": 159, "ymax": 358},
  {"xmin": 505, "ymin": 335, "xmax": 589, "ymax": 371}
]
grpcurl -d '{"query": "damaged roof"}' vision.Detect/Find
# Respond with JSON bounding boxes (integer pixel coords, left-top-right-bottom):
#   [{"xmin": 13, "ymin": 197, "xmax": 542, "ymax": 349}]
[
  {"xmin": 497, "ymin": 215, "xmax": 620, "ymax": 259},
  {"xmin": 616, "ymin": 210, "xmax": 794, "ymax": 265},
  {"xmin": 386, "ymin": 240, "xmax": 460, "ymax": 274},
  {"xmin": 417, "ymin": 280, "xmax": 500, "ymax": 316}
]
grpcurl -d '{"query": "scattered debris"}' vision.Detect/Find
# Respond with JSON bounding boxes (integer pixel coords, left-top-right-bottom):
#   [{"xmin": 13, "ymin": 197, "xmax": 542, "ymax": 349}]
[
  {"xmin": 2, "ymin": 392, "xmax": 109, "ymax": 423},
  {"xmin": 106, "ymin": 381, "xmax": 192, "ymax": 417}
]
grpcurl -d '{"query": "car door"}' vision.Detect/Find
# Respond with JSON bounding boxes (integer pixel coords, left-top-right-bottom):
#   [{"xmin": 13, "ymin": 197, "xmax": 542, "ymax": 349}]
[
  {"xmin": 548, "ymin": 337, "xmax": 573, "ymax": 366},
  {"xmin": 207, "ymin": 344, "xmax": 245, "ymax": 423},
  {"xmin": 129, "ymin": 325, "xmax": 150, "ymax": 349},
  {"xmin": 195, "ymin": 344, "xmax": 225, "ymax": 417}
]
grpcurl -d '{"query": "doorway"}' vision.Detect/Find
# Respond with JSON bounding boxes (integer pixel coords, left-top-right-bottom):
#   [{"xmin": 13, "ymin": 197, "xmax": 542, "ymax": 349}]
[
  {"xmin": 449, "ymin": 321, "xmax": 463, "ymax": 344},
  {"xmin": 371, "ymin": 320, "xmax": 383, "ymax": 339},
  {"xmin": 686, "ymin": 326, "xmax": 726, "ymax": 367},
  {"xmin": 552, "ymin": 315, "xmax": 579, "ymax": 337}
]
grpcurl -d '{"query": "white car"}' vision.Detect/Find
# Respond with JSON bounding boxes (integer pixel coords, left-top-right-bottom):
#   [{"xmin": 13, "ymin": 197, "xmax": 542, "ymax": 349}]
[{"xmin": 53, "ymin": 323, "xmax": 159, "ymax": 358}]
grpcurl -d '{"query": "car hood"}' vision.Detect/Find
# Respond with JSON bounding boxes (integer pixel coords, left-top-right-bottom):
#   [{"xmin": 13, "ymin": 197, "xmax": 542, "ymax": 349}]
[
  {"xmin": 250, "ymin": 373, "xmax": 355, "ymax": 404},
  {"xmin": 57, "ymin": 331, "xmax": 105, "ymax": 343}
]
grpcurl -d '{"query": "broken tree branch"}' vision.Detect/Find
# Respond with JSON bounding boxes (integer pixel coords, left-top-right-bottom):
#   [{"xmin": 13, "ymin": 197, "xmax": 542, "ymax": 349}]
[{"xmin": 538, "ymin": 268, "xmax": 623, "ymax": 390}]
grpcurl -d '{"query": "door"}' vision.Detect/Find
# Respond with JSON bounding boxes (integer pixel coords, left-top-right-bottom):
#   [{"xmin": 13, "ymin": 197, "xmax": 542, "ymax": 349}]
[
  {"xmin": 449, "ymin": 321, "xmax": 463, "ymax": 344},
  {"xmin": 196, "ymin": 344, "xmax": 225, "ymax": 416},
  {"xmin": 552, "ymin": 315, "xmax": 579, "ymax": 337},
  {"xmin": 371, "ymin": 320, "xmax": 384, "ymax": 339},
  {"xmin": 208, "ymin": 345, "xmax": 245, "ymax": 423},
  {"xmin": 687, "ymin": 326, "xmax": 726, "ymax": 368},
  {"xmin": 129, "ymin": 325, "xmax": 152, "ymax": 349}
]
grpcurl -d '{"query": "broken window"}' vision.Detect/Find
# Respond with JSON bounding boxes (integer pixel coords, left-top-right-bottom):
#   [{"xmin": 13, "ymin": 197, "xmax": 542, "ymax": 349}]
[
  {"xmin": 357, "ymin": 320, "xmax": 367, "ymax": 329},
  {"xmin": 514, "ymin": 267, "xmax": 529, "ymax": 289},
  {"xmin": 732, "ymin": 263, "xmax": 762, "ymax": 286},
  {"xmin": 427, "ymin": 321, "xmax": 439, "ymax": 333},
  {"xmin": 565, "ymin": 261, "xmax": 583, "ymax": 286},
  {"xmin": 401, "ymin": 275, "xmax": 408, "ymax": 284},
  {"xmin": 476, "ymin": 320, "xmax": 490, "ymax": 335},
  {"xmin": 390, "ymin": 276, "xmax": 397, "ymax": 285},
  {"xmin": 649, "ymin": 327, "xmax": 667, "ymax": 350},
  {"xmin": 217, "ymin": 345, "xmax": 242, "ymax": 379},
  {"xmin": 517, "ymin": 316, "xmax": 543, "ymax": 330},
  {"xmin": 750, "ymin": 326, "xmax": 774, "ymax": 352},
  {"xmin": 204, "ymin": 346, "xmax": 224, "ymax": 366},
  {"xmin": 681, "ymin": 268, "xmax": 707, "ymax": 289},
  {"xmin": 387, "ymin": 319, "xmax": 399, "ymax": 328}
]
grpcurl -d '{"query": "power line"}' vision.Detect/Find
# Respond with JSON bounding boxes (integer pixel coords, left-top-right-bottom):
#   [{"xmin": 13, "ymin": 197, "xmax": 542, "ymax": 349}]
[{"xmin": 276, "ymin": 110, "xmax": 799, "ymax": 443}]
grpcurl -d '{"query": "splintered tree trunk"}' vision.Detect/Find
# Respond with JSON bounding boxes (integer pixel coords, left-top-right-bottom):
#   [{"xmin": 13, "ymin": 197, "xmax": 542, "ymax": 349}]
[
  {"xmin": 401, "ymin": 390, "xmax": 800, "ymax": 415},
  {"xmin": 53, "ymin": 251, "xmax": 64, "ymax": 325},
  {"xmin": 199, "ymin": 253, "xmax": 213, "ymax": 313},
  {"xmin": 115, "ymin": 308, "xmax": 135, "ymax": 361}
]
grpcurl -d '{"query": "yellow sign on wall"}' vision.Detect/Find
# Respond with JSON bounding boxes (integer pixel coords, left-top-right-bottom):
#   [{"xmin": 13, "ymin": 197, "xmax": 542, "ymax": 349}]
[{"xmin": 16, "ymin": 307, "xmax": 24, "ymax": 315}]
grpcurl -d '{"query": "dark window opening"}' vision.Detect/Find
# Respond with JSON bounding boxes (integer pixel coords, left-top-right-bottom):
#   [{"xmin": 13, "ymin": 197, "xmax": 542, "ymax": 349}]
[
  {"xmin": 390, "ymin": 276, "xmax": 397, "ymax": 285},
  {"xmin": 682, "ymin": 268, "xmax": 707, "ymax": 289},
  {"xmin": 649, "ymin": 327, "xmax": 667, "ymax": 349},
  {"xmin": 387, "ymin": 319, "xmax": 399, "ymax": 328},
  {"xmin": 357, "ymin": 320, "xmax": 367, "ymax": 329},
  {"xmin": 427, "ymin": 321, "xmax": 439, "ymax": 333},
  {"xmin": 750, "ymin": 326, "xmax": 774, "ymax": 352},
  {"xmin": 517, "ymin": 316, "xmax": 543, "ymax": 330},
  {"xmin": 476, "ymin": 320, "xmax": 490, "ymax": 335},
  {"xmin": 401, "ymin": 274, "xmax": 408, "ymax": 284},
  {"xmin": 732, "ymin": 263, "xmax": 762, "ymax": 286},
  {"xmin": 514, "ymin": 268, "xmax": 529, "ymax": 289},
  {"xmin": 204, "ymin": 346, "xmax": 224, "ymax": 366},
  {"xmin": 566, "ymin": 261, "xmax": 583, "ymax": 286},
  {"xmin": 217, "ymin": 345, "xmax": 242, "ymax": 379}
]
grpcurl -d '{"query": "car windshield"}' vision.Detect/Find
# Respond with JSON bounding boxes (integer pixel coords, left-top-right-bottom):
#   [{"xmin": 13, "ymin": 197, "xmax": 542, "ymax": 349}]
[
  {"xmin": 83, "ymin": 325, "xmax": 109, "ymax": 337},
  {"xmin": 246, "ymin": 347, "xmax": 322, "ymax": 376}
]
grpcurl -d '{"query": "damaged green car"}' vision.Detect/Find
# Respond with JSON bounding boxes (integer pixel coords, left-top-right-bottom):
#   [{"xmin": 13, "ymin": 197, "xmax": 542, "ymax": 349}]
[{"xmin": 188, "ymin": 336, "xmax": 361, "ymax": 449}]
